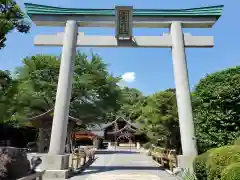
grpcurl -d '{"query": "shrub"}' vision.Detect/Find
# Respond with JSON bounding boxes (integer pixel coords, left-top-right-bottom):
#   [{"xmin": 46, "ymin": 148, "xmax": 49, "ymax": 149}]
[
  {"xmin": 143, "ymin": 142, "xmax": 152, "ymax": 149},
  {"xmin": 193, "ymin": 151, "xmax": 209, "ymax": 180},
  {"xmin": 221, "ymin": 163, "xmax": 240, "ymax": 180},
  {"xmin": 206, "ymin": 145, "xmax": 240, "ymax": 180}
]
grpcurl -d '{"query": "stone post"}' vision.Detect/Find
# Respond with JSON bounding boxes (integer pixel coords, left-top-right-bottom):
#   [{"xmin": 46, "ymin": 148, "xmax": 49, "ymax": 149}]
[
  {"xmin": 108, "ymin": 142, "xmax": 111, "ymax": 149},
  {"xmin": 136, "ymin": 142, "xmax": 140, "ymax": 149},
  {"xmin": 170, "ymin": 21, "xmax": 198, "ymax": 169},
  {"xmin": 49, "ymin": 20, "xmax": 78, "ymax": 155},
  {"xmin": 38, "ymin": 128, "xmax": 45, "ymax": 153}
]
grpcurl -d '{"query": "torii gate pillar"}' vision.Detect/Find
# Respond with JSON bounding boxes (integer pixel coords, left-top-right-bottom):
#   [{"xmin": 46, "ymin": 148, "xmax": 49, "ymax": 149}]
[
  {"xmin": 171, "ymin": 21, "xmax": 197, "ymax": 170},
  {"xmin": 48, "ymin": 20, "xmax": 78, "ymax": 155}
]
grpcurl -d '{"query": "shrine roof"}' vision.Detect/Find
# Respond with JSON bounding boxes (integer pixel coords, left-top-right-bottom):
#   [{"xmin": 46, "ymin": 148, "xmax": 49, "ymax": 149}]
[
  {"xmin": 100, "ymin": 116, "xmax": 141, "ymax": 130},
  {"xmin": 86, "ymin": 117, "xmax": 141, "ymax": 133},
  {"xmin": 25, "ymin": 3, "xmax": 223, "ymax": 19},
  {"xmin": 107, "ymin": 124, "xmax": 138, "ymax": 135}
]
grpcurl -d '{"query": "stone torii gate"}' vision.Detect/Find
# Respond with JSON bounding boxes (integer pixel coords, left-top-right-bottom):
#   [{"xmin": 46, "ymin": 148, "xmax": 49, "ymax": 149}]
[{"xmin": 25, "ymin": 3, "xmax": 223, "ymax": 177}]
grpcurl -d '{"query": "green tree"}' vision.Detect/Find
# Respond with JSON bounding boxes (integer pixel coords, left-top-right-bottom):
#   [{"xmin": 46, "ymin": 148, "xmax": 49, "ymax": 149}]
[
  {"xmin": 0, "ymin": 70, "xmax": 19, "ymax": 123},
  {"xmin": 7, "ymin": 51, "xmax": 121, "ymax": 124},
  {"xmin": 0, "ymin": 0, "xmax": 30, "ymax": 49},
  {"xmin": 70, "ymin": 52, "xmax": 121, "ymax": 123},
  {"xmin": 117, "ymin": 87, "xmax": 146, "ymax": 121},
  {"xmin": 138, "ymin": 89, "xmax": 181, "ymax": 152},
  {"xmin": 193, "ymin": 66, "xmax": 240, "ymax": 153}
]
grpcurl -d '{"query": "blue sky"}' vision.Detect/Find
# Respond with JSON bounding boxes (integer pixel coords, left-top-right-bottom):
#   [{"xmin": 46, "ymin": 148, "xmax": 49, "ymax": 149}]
[{"xmin": 0, "ymin": 0, "xmax": 239, "ymax": 95}]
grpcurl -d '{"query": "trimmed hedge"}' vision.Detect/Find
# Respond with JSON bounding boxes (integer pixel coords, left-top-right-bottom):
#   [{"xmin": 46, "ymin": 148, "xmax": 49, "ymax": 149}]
[
  {"xmin": 194, "ymin": 148, "xmax": 217, "ymax": 180},
  {"xmin": 193, "ymin": 151, "xmax": 209, "ymax": 180},
  {"xmin": 194, "ymin": 146, "xmax": 240, "ymax": 180},
  {"xmin": 206, "ymin": 145, "xmax": 240, "ymax": 180},
  {"xmin": 221, "ymin": 163, "xmax": 240, "ymax": 180}
]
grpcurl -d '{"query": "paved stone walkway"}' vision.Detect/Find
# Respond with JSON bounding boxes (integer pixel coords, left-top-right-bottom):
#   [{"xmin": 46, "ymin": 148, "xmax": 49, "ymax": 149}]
[{"xmin": 71, "ymin": 148, "xmax": 177, "ymax": 180}]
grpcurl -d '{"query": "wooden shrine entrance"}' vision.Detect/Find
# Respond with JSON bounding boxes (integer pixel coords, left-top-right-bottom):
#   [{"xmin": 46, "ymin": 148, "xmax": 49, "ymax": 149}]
[{"xmin": 101, "ymin": 116, "xmax": 146, "ymax": 148}]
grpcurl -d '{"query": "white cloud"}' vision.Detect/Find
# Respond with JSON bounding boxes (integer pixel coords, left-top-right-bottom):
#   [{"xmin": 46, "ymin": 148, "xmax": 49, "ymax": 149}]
[{"xmin": 121, "ymin": 72, "xmax": 136, "ymax": 83}]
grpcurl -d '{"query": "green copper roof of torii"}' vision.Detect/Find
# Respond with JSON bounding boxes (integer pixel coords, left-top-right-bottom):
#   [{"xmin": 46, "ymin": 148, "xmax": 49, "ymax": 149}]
[{"xmin": 24, "ymin": 3, "xmax": 224, "ymax": 19}]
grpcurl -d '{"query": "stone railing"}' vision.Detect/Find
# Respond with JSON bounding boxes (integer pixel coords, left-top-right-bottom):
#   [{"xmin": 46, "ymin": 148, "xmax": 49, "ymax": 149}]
[
  {"xmin": 150, "ymin": 147, "xmax": 177, "ymax": 172},
  {"xmin": 70, "ymin": 146, "xmax": 96, "ymax": 170},
  {"xmin": 17, "ymin": 171, "xmax": 45, "ymax": 180}
]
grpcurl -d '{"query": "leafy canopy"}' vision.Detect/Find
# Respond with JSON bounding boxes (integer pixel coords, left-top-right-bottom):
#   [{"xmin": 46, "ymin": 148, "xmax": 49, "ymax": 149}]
[
  {"xmin": 193, "ymin": 66, "xmax": 240, "ymax": 153},
  {"xmin": 117, "ymin": 87, "xmax": 146, "ymax": 121},
  {"xmin": 0, "ymin": 70, "xmax": 19, "ymax": 123},
  {"xmin": 1, "ymin": 51, "xmax": 121, "ymax": 125},
  {"xmin": 0, "ymin": 0, "xmax": 30, "ymax": 49},
  {"xmin": 137, "ymin": 89, "xmax": 181, "ymax": 152}
]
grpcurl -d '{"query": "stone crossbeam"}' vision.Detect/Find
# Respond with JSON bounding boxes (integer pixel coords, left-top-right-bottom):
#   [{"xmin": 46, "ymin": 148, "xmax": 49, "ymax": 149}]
[{"xmin": 34, "ymin": 32, "xmax": 214, "ymax": 48}]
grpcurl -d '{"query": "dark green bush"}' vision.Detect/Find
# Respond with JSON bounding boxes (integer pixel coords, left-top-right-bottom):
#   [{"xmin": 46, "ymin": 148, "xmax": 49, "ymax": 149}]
[
  {"xmin": 193, "ymin": 66, "xmax": 240, "ymax": 153},
  {"xmin": 193, "ymin": 151, "xmax": 210, "ymax": 180},
  {"xmin": 143, "ymin": 142, "xmax": 152, "ymax": 149},
  {"xmin": 206, "ymin": 145, "xmax": 240, "ymax": 180},
  {"xmin": 221, "ymin": 163, "xmax": 240, "ymax": 180}
]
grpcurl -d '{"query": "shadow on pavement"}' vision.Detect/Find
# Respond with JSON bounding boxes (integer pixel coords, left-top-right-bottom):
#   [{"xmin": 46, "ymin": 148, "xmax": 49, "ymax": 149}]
[{"xmin": 78, "ymin": 165, "xmax": 164, "ymax": 176}]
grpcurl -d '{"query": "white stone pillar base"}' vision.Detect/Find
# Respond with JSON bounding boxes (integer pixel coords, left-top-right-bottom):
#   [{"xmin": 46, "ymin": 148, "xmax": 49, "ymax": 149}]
[
  {"xmin": 27, "ymin": 153, "xmax": 71, "ymax": 179},
  {"xmin": 177, "ymin": 155, "xmax": 196, "ymax": 171},
  {"xmin": 41, "ymin": 169, "xmax": 71, "ymax": 179}
]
